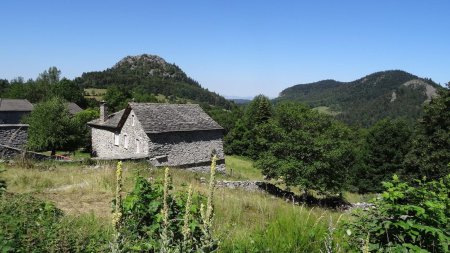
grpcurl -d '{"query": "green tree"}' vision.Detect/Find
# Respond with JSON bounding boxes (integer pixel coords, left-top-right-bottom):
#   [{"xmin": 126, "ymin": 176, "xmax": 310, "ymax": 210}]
[
  {"xmin": 36, "ymin": 66, "xmax": 61, "ymax": 84},
  {"xmin": 244, "ymin": 94, "xmax": 273, "ymax": 128},
  {"xmin": 104, "ymin": 86, "xmax": 131, "ymax": 112},
  {"xmin": 73, "ymin": 108, "xmax": 99, "ymax": 152},
  {"xmin": 403, "ymin": 85, "xmax": 450, "ymax": 181},
  {"xmin": 355, "ymin": 118, "xmax": 412, "ymax": 193},
  {"xmin": 26, "ymin": 97, "xmax": 81, "ymax": 156},
  {"xmin": 256, "ymin": 102, "xmax": 356, "ymax": 195}
]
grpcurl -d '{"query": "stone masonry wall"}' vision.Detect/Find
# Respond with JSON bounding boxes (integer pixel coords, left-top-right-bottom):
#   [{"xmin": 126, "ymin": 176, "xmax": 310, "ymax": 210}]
[
  {"xmin": 92, "ymin": 110, "xmax": 149, "ymax": 159},
  {"xmin": 148, "ymin": 130, "xmax": 225, "ymax": 172},
  {"xmin": 0, "ymin": 124, "xmax": 28, "ymax": 148}
]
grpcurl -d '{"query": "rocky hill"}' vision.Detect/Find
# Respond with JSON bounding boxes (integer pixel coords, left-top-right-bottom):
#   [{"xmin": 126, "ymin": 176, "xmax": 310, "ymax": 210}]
[
  {"xmin": 74, "ymin": 54, "xmax": 232, "ymax": 109},
  {"xmin": 277, "ymin": 70, "xmax": 440, "ymax": 127}
]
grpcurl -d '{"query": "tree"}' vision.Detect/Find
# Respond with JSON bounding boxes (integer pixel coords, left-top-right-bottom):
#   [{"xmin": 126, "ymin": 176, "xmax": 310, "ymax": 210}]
[
  {"xmin": 36, "ymin": 66, "xmax": 61, "ymax": 84},
  {"xmin": 104, "ymin": 86, "xmax": 131, "ymax": 112},
  {"xmin": 403, "ymin": 85, "xmax": 450, "ymax": 181},
  {"xmin": 244, "ymin": 94, "xmax": 273, "ymax": 128},
  {"xmin": 73, "ymin": 108, "xmax": 99, "ymax": 152},
  {"xmin": 355, "ymin": 118, "xmax": 412, "ymax": 193},
  {"xmin": 26, "ymin": 97, "xmax": 81, "ymax": 156},
  {"xmin": 256, "ymin": 102, "xmax": 356, "ymax": 195}
]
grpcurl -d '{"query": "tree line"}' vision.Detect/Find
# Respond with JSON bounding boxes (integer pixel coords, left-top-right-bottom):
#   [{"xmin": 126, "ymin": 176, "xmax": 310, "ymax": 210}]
[{"xmin": 211, "ymin": 86, "xmax": 450, "ymax": 196}]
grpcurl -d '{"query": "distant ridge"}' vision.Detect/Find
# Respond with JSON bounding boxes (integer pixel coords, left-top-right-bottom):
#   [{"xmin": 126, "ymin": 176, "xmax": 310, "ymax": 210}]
[
  {"xmin": 277, "ymin": 70, "xmax": 441, "ymax": 127},
  {"xmin": 74, "ymin": 54, "xmax": 233, "ymax": 109}
]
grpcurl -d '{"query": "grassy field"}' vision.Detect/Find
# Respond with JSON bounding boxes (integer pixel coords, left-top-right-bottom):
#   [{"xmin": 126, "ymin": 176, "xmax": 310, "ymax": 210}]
[
  {"xmin": 1, "ymin": 156, "xmax": 351, "ymax": 252},
  {"xmin": 313, "ymin": 106, "xmax": 341, "ymax": 116},
  {"xmin": 84, "ymin": 88, "xmax": 107, "ymax": 101}
]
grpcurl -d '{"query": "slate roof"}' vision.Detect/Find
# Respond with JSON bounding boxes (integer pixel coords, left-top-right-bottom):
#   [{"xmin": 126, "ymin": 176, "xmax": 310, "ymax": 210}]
[
  {"xmin": 88, "ymin": 109, "xmax": 125, "ymax": 129},
  {"xmin": 88, "ymin": 103, "xmax": 223, "ymax": 133},
  {"xmin": 0, "ymin": 99, "xmax": 33, "ymax": 112},
  {"xmin": 67, "ymin": 102, "xmax": 83, "ymax": 115},
  {"xmin": 129, "ymin": 103, "xmax": 223, "ymax": 133}
]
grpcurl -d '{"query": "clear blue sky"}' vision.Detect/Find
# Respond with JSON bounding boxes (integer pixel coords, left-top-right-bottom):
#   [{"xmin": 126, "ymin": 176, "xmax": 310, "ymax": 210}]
[{"xmin": 1, "ymin": 1, "xmax": 449, "ymax": 98}]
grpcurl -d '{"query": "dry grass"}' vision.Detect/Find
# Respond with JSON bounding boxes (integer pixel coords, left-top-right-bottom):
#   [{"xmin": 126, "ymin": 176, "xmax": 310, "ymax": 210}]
[{"xmin": 2, "ymin": 157, "xmax": 350, "ymax": 252}]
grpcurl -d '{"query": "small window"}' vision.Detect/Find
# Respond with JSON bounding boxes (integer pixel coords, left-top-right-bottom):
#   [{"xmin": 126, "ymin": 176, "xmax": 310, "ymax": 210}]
[
  {"xmin": 114, "ymin": 133, "xmax": 119, "ymax": 146},
  {"xmin": 124, "ymin": 134, "xmax": 129, "ymax": 149},
  {"xmin": 131, "ymin": 114, "xmax": 135, "ymax": 126},
  {"xmin": 136, "ymin": 139, "xmax": 140, "ymax": 153}
]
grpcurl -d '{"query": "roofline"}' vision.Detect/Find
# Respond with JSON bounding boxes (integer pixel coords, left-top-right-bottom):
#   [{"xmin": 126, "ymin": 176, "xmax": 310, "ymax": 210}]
[{"xmin": 145, "ymin": 127, "xmax": 224, "ymax": 134}]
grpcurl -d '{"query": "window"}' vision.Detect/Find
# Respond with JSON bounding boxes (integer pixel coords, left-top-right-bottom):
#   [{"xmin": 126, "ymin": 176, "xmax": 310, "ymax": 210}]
[
  {"xmin": 131, "ymin": 114, "xmax": 135, "ymax": 126},
  {"xmin": 124, "ymin": 134, "xmax": 129, "ymax": 149},
  {"xmin": 136, "ymin": 139, "xmax": 140, "ymax": 153},
  {"xmin": 114, "ymin": 133, "xmax": 119, "ymax": 146}
]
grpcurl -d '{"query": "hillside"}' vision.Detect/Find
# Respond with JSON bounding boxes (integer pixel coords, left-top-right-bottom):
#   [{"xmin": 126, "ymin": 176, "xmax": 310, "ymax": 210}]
[
  {"xmin": 277, "ymin": 70, "xmax": 440, "ymax": 127},
  {"xmin": 74, "ymin": 54, "xmax": 233, "ymax": 109}
]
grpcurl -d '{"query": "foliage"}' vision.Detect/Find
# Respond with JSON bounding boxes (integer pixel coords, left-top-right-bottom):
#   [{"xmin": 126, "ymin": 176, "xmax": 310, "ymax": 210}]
[
  {"xmin": 277, "ymin": 70, "xmax": 439, "ymax": 127},
  {"xmin": 403, "ymin": 86, "xmax": 450, "ymax": 181},
  {"xmin": 115, "ymin": 160, "xmax": 218, "ymax": 252},
  {"xmin": 256, "ymin": 102, "xmax": 356, "ymax": 195},
  {"xmin": 74, "ymin": 54, "xmax": 232, "ymax": 109},
  {"xmin": 25, "ymin": 97, "xmax": 83, "ymax": 155},
  {"xmin": 354, "ymin": 118, "xmax": 412, "ymax": 193},
  {"xmin": 2, "ymin": 67, "xmax": 87, "ymax": 106},
  {"xmin": 104, "ymin": 85, "xmax": 132, "ymax": 112},
  {"xmin": 0, "ymin": 193, "xmax": 110, "ymax": 252},
  {"xmin": 73, "ymin": 108, "xmax": 100, "ymax": 151},
  {"xmin": 224, "ymin": 95, "xmax": 274, "ymax": 158},
  {"xmin": 344, "ymin": 174, "xmax": 450, "ymax": 252}
]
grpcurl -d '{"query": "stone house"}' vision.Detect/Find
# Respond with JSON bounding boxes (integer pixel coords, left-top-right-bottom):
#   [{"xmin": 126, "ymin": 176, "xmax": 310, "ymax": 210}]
[
  {"xmin": 0, "ymin": 99, "xmax": 34, "ymax": 124},
  {"xmin": 0, "ymin": 99, "xmax": 34, "ymax": 149},
  {"xmin": 88, "ymin": 102, "xmax": 225, "ymax": 172}
]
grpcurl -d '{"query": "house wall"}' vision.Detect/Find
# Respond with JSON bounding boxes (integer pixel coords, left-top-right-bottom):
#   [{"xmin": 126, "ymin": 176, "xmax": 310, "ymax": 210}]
[
  {"xmin": 148, "ymin": 130, "xmax": 225, "ymax": 172},
  {"xmin": 91, "ymin": 110, "xmax": 149, "ymax": 159},
  {"xmin": 0, "ymin": 111, "xmax": 30, "ymax": 124},
  {"xmin": 0, "ymin": 124, "xmax": 28, "ymax": 148}
]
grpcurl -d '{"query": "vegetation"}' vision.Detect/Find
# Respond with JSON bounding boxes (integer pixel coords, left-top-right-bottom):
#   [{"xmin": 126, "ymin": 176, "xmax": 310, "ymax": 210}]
[
  {"xmin": 0, "ymin": 193, "xmax": 111, "ymax": 252},
  {"xmin": 74, "ymin": 54, "xmax": 233, "ymax": 110},
  {"xmin": 25, "ymin": 97, "xmax": 84, "ymax": 155},
  {"xmin": 345, "ymin": 174, "xmax": 450, "ymax": 252},
  {"xmin": 277, "ymin": 70, "xmax": 441, "ymax": 127},
  {"xmin": 354, "ymin": 118, "xmax": 412, "ymax": 193},
  {"xmin": 403, "ymin": 84, "xmax": 450, "ymax": 181},
  {"xmin": 1, "ymin": 67, "xmax": 87, "ymax": 106}
]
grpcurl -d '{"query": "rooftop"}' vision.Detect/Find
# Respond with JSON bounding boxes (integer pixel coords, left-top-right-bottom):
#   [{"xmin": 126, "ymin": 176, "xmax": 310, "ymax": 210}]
[{"xmin": 0, "ymin": 99, "xmax": 33, "ymax": 112}]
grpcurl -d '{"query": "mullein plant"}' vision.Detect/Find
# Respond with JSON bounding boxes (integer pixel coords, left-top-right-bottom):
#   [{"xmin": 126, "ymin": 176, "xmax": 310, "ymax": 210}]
[
  {"xmin": 111, "ymin": 161, "xmax": 123, "ymax": 253},
  {"xmin": 199, "ymin": 155, "xmax": 219, "ymax": 252},
  {"xmin": 160, "ymin": 167, "xmax": 171, "ymax": 253},
  {"xmin": 181, "ymin": 184, "xmax": 193, "ymax": 251}
]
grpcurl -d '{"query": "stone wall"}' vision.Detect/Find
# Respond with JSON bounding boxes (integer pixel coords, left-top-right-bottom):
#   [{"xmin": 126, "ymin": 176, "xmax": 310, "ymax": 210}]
[
  {"xmin": 0, "ymin": 144, "xmax": 49, "ymax": 160},
  {"xmin": 91, "ymin": 110, "xmax": 150, "ymax": 159},
  {"xmin": 0, "ymin": 124, "xmax": 28, "ymax": 148},
  {"xmin": 148, "ymin": 129, "xmax": 225, "ymax": 172}
]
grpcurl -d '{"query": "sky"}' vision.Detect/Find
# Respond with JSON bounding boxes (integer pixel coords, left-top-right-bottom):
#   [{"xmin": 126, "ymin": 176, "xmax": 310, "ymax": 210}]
[{"xmin": 1, "ymin": 1, "xmax": 449, "ymax": 98}]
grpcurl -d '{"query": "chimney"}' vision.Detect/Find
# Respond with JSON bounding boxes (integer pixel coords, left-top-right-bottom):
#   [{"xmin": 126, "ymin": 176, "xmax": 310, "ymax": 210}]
[{"xmin": 100, "ymin": 101, "xmax": 107, "ymax": 123}]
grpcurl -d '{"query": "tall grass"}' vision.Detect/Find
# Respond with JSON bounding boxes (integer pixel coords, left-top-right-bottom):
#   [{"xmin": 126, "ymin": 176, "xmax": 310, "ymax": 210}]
[{"xmin": 2, "ymin": 157, "xmax": 350, "ymax": 252}]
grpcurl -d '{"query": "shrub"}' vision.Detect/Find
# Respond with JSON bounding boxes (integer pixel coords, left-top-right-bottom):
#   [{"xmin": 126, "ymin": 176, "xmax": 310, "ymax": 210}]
[
  {"xmin": 344, "ymin": 174, "xmax": 450, "ymax": 252},
  {"xmin": 113, "ymin": 158, "xmax": 219, "ymax": 252},
  {"xmin": 0, "ymin": 193, "xmax": 111, "ymax": 252}
]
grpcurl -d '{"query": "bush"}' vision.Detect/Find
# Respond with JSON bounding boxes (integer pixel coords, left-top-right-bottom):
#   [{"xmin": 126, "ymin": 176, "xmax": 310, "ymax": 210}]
[
  {"xmin": 0, "ymin": 193, "xmax": 111, "ymax": 252},
  {"xmin": 113, "ymin": 159, "xmax": 219, "ymax": 252},
  {"xmin": 344, "ymin": 174, "xmax": 450, "ymax": 252}
]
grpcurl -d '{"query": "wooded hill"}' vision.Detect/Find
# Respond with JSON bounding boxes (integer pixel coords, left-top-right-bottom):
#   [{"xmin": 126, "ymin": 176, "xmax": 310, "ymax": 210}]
[
  {"xmin": 276, "ymin": 70, "xmax": 442, "ymax": 127},
  {"xmin": 74, "ymin": 54, "xmax": 233, "ymax": 109}
]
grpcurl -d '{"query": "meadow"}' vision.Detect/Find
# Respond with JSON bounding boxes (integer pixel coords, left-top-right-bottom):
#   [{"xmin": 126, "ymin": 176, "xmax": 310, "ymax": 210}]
[{"xmin": 1, "ymin": 156, "xmax": 351, "ymax": 252}]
